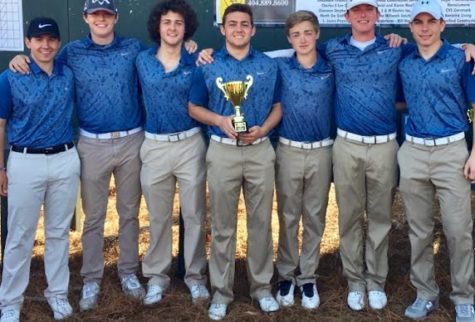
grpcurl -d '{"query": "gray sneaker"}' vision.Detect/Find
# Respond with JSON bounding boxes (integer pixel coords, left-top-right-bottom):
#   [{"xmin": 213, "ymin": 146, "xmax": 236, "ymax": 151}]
[
  {"xmin": 47, "ymin": 297, "xmax": 73, "ymax": 320},
  {"xmin": 405, "ymin": 297, "xmax": 438, "ymax": 320},
  {"xmin": 258, "ymin": 296, "xmax": 280, "ymax": 313},
  {"xmin": 190, "ymin": 284, "xmax": 210, "ymax": 304},
  {"xmin": 0, "ymin": 308, "xmax": 20, "ymax": 322},
  {"xmin": 79, "ymin": 281, "xmax": 100, "ymax": 312},
  {"xmin": 456, "ymin": 304, "xmax": 475, "ymax": 322},
  {"xmin": 208, "ymin": 303, "xmax": 227, "ymax": 321},
  {"xmin": 120, "ymin": 274, "xmax": 145, "ymax": 299},
  {"xmin": 143, "ymin": 284, "xmax": 164, "ymax": 306}
]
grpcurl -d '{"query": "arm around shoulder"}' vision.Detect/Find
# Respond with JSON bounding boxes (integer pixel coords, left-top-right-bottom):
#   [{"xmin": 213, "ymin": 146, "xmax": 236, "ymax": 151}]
[{"xmin": 9, "ymin": 55, "xmax": 30, "ymax": 74}]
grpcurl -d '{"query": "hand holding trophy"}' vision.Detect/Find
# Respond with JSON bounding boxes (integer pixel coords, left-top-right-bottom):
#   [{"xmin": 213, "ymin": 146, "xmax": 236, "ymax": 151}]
[{"xmin": 216, "ymin": 75, "xmax": 254, "ymax": 133}]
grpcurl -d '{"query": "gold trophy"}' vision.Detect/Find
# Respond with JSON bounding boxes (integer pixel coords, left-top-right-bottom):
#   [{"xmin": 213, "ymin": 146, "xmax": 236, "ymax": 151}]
[{"xmin": 216, "ymin": 75, "xmax": 254, "ymax": 133}]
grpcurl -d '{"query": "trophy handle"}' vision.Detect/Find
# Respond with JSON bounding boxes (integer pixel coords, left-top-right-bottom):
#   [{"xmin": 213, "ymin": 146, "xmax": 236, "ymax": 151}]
[
  {"xmin": 243, "ymin": 75, "xmax": 253, "ymax": 100},
  {"xmin": 216, "ymin": 77, "xmax": 229, "ymax": 101}
]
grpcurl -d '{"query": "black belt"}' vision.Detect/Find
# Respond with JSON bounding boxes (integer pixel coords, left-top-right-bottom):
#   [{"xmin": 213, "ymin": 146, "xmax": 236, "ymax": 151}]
[{"xmin": 11, "ymin": 142, "xmax": 74, "ymax": 155}]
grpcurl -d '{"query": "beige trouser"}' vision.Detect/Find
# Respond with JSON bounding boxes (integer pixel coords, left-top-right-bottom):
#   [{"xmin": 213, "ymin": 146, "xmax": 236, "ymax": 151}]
[
  {"xmin": 0, "ymin": 148, "xmax": 80, "ymax": 310},
  {"xmin": 78, "ymin": 131, "xmax": 144, "ymax": 283},
  {"xmin": 333, "ymin": 136, "xmax": 398, "ymax": 292},
  {"xmin": 275, "ymin": 143, "xmax": 332, "ymax": 286},
  {"xmin": 207, "ymin": 139, "xmax": 275, "ymax": 305},
  {"xmin": 398, "ymin": 140, "xmax": 474, "ymax": 305},
  {"xmin": 140, "ymin": 134, "xmax": 207, "ymax": 290}
]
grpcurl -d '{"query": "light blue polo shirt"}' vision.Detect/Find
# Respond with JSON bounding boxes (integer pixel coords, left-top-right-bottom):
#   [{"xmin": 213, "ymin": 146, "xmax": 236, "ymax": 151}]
[
  {"xmin": 58, "ymin": 34, "xmax": 143, "ymax": 133},
  {"xmin": 0, "ymin": 59, "xmax": 74, "ymax": 148},
  {"xmin": 275, "ymin": 52, "xmax": 334, "ymax": 142},
  {"xmin": 399, "ymin": 40, "xmax": 475, "ymax": 138},
  {"xmin": 136, "ymin": 46, "xmax": 200, "ymax": 134},
  {"xmin": 324, "ymin": 34, "xmax": 413, "ymax": 136},
  {"xmin": 189, "ymin": 47, "xmax": 279, "ymax": 138}
]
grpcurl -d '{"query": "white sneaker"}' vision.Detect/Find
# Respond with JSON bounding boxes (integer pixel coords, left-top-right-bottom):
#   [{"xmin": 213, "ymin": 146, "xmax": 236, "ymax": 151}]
[
  {"xmin": 190, "ymin": 284, "xmax": 210, "ymax": 304},
  {"xmin": 208, "ymin": 303, "xmax": 227, "ymax": 321},
  {"xmin": 259, "ymin": 296, "xmax": 279, "ymax": 313},
  {"xmin": 143, "ymin": 284, "xmax": 163, "ymax": 306},
  {"xmin": 276, "ymin": 280, "xmax": 295, "ymax": 307},
  {"xmin": 79, "ymin": 281, "xmax": 100, "ymax": 311},
  {"xmin": 347, "ymin": 291, "xmax": 365, "ymax": 311},
  {"xmin": 301, "ymin": 283, "xmax": 320, "ymax": 309},
  {"xmin": 47, "ymin": 297, "xmax": 73, "ymax": 320},
  {"xmin": 0, "ymin": 308, "xmax": 20, "ymax": 322},
  {"xmin": 405, "ymin": 297, "xmax": 438, "ymax": 320},
  {"xmin": 120, "ymin": 274, "xmax": 145, "ymax": 299},
  {"xmin": 368, "ymin": 290, "xmax": 387, "ymax": 310},
  {"xmin": 455, "ymin": 304, "xmax": 475, "ymax": 322}
]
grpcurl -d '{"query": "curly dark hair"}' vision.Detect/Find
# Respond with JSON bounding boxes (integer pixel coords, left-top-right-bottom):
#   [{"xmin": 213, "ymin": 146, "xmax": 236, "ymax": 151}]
[{"xmin": 147, "ymin": 0, "xmax": 198, "ymax": 44}]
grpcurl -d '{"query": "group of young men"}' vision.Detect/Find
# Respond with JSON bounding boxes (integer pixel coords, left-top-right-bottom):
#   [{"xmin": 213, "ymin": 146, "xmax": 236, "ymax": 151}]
[{"xmin": 0, "ymin": 0, "xmax": 474, "ymax": 321}]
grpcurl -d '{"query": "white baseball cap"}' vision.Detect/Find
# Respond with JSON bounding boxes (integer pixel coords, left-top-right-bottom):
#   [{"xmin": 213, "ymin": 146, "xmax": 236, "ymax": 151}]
[
  {"xmin": 410, "ymin": 0, "xmax": 444, "ymax": 22},
  {"xmin": 346, "ymin": 0, "xmax": 379, "ymax": 10}
]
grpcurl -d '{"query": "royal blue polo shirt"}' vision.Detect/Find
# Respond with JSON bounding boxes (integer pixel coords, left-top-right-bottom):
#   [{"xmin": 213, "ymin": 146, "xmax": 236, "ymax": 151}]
[
  {"xmin": 136, "ymin": 46, "xmax": 200, "ymax": 134},
  {"xmin": 324, "ymin": 34, "xmax": 412, "ymax": 136},
  {"xmin": 189, "ymin": 46, "xmax": 279, "ymax": 138},
  {"xmin": 275, "ymin": 52, "xmax": 334, "ymax": 142},
  {"xmin": 0, "ymin": 59, "xmax": 74, "ymax": 148},
  {"xmin": 58, "ymin": 34, "xmax": 143, "ymax": 133},
  {"xmin": 399, "ymin": 40, "xmax": 475, "ymax": 138}
]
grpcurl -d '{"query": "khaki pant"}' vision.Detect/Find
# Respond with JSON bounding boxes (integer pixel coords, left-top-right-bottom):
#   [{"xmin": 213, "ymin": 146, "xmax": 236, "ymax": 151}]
[
  {"xmin": 275, "ymin": 143, "xmax": 332, "ymax": 286},
  {"xmin": 0, "ymin": 148, "xmax": 80, "ymax": 310},
  {"xmin": 398, "ymin": 140, "xmax": 474, "ymax": 304},
  {"xmin": 207, "ymin": 140, "xmax": 275, "ymax": 305},
  {"xmin": 78, "ymin": 131, "xmax": 144, "ymax": 283},
  {"xmin": 333, "ymin": 136, "xmax": 398, "ymax": 292},
  {"xmin": 140, "ymin": 134, "xmax": 207, "ymax": 290}
]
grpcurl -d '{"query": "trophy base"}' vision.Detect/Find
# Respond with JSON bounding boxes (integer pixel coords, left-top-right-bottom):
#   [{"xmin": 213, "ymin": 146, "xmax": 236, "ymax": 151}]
[{"xmin": 233, "ymin": 120, "xmax": 248, "ymax": 133}]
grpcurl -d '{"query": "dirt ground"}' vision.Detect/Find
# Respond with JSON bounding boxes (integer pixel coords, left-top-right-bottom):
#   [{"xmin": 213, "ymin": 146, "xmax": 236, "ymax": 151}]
[{"xmin": 11, "ymin": 183, "xmax": 471, "ymax": 321}]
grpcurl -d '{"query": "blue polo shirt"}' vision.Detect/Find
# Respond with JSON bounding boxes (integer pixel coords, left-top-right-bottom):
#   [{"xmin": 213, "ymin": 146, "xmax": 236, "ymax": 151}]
[
  {"xmin": 189, "ymin": 47, "xmax": 279, "ymax": 138},
  {"xmin": 275, "ymin": 52, "xmax": 334, "ymax": 142},
  {"xmin": 58, "ymin": 34, "xmax": 143, "ymax": 133},
  {"xmin": 136, "ymin": 46, "xmax": 199, "ymax": 134},
  {"xmin": 399, "ymin": 40, "xmax": 475, "ymax": 138},
  {"xmin": 324, "ymin": 34, "xmax": 412, "ymax": 136},
  {"xmin": 0, "ymin": 59, "xmax": 74, "ymax": 148}
]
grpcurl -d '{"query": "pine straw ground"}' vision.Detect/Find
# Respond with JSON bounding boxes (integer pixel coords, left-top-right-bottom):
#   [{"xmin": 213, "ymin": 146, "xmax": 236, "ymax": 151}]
[{"xmin": 13, "ymin": 184, "xmax": 474, "ymax": 321}]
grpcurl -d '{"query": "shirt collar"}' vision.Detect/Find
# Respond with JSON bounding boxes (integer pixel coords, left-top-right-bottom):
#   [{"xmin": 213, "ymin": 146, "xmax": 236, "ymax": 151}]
[
  {"xmin": 149, "ymin": 45, "xmax": 196, "ymax": 67},
  {"xmin": 414, "ymin": 39, "xmax": 450, "ymax": 60},
  {"xmin": 217, "ymin": 45, "xmax": 256, "ymax": 60},
  {"xmin": 29, "ymin": 57, "xmax": 64, "ymax": 76},
  {"xmin": 82, "ymin": 33, "xmax": 121, "ymax": 48},
  {"xmin": 289, "ymin": 50, "xmax": 330, "ymax": 73},
  {"xmin": 340, "ymin": 33, "xmax": 386, "ymax": 47}
]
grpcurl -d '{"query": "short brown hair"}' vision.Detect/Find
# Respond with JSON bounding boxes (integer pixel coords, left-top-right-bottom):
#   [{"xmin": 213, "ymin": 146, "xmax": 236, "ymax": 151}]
[
  {"xmin": 285, "ymin": 10, "xmax": 319, "ymax": 36},
  {"xmin": 222, "ymin": 3, "xmax": 254, "ymax": 26}
]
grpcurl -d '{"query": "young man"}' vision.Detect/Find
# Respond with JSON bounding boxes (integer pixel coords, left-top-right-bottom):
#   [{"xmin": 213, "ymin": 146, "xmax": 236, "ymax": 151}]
[
  {"xmin": 273, "ymin": 11, "xmax": 334, "ymax": 310},
  {"xmin": 398, "ymin": 1, "xmax": 475, "ymax": 321},
  {"xmin": 188, "ymin": 4, "xmax": 281, "ymax": 320},
  {"xmin": 135, "ymin": 0, "xmax": 208, "ymax": 306},
  {"xmin": 66, "ymin": 0, "xmax": 145, "ymax": 309},
  {"xmin": 327, "ymin": 0, "xmax": 402, "ymax": 311},
  {"xmin": 0, "ymin": 18, "xmax": 80, "ymax": 321}
]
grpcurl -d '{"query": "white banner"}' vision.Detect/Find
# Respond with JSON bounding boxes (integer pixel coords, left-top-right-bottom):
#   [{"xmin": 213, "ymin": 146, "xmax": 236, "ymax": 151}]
[
  {"xmin": 215, "ymin": 0, "xmax": 475, "ymax": 26},
  {"xmin": 0, "ymin": 0, "xmax": 24, "ymax": 51}
]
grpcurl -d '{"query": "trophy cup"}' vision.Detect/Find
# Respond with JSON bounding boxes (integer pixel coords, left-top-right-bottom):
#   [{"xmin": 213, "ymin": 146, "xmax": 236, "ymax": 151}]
[{"xmin": 216, "ymin": 75, "xmax": 254, "ymax": 133}]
